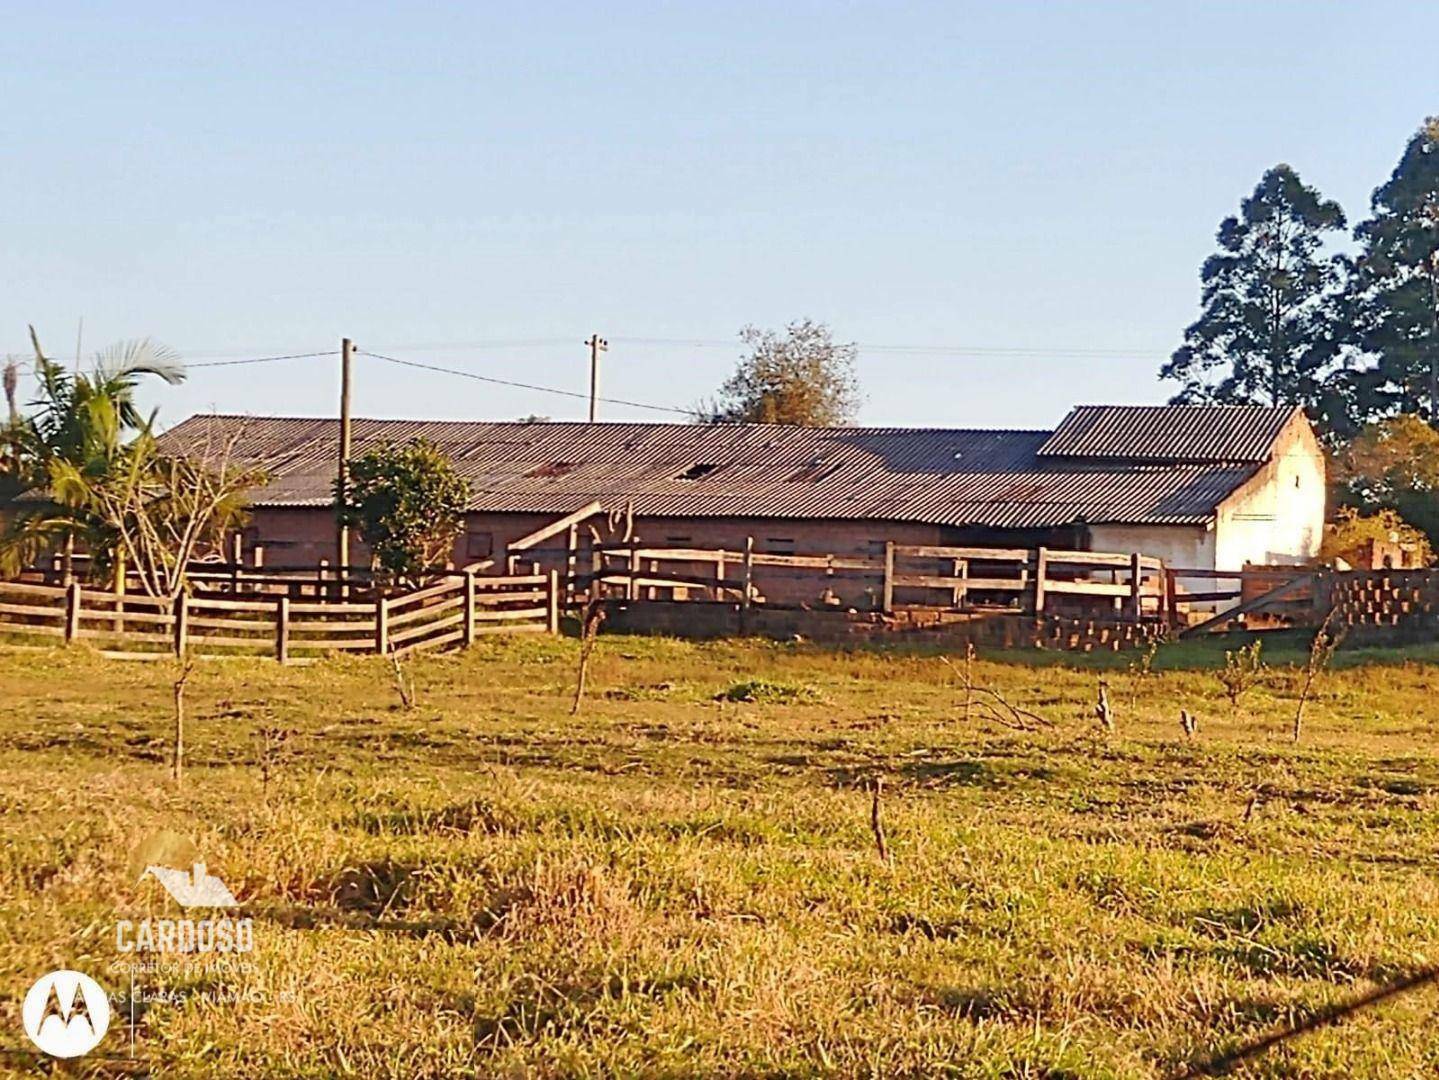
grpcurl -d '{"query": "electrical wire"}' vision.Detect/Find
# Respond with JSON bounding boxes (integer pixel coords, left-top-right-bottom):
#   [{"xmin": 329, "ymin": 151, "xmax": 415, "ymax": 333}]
[
  {"xmin": 188, "ymin": 350, "xmax": 337, "ymax": 369},
  {"xmin": 357, "ymin": 349, "xmax": 697, "ymax": 417}
]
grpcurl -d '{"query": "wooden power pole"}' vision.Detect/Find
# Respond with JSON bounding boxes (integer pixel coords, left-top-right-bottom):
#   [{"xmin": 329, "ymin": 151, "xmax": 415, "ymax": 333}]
[
  {"xmin": 586, "ymin": 333, "xmax": 607, "ymax": 423},
  {"xmin": 337, "ymin": 337, "xmax": 354, "ymax": 575}
]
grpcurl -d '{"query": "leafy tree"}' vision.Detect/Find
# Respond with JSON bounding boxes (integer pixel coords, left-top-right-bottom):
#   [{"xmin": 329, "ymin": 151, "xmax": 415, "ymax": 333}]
[
  {"xmin": 51, "ymin": 426, "xmax": 263, "ymax": 599},
  {"xmin": 1328, "ymin": 413, "xmax": 1439, "ymax": 546},
  {"xmin": 1162, "ymin": 165, "xmax": 1346, "ymax": 416},
  {"xmin": 700, "ymin": 320, "xmax": 862, "ymax": 426},
  {"xmin": 338, "ymin": 439, "xmax": 470, "ymax": 583},
  {"xmin": 1348, "ymin": 118, "xmax": 1439, "ymax": 424},
  {"xmin": 0, "ymin": 328, "xmax": 186, "ymax": 579}
]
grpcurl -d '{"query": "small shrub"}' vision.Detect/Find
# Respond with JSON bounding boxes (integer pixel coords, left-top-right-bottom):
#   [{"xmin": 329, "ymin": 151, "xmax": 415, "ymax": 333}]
[
  {"xmin": 715, "ymin": 678, "xmax": 820, "ymax": 704},
  {"xmin": 1218, "ymin": 640, "xmax": 1266, "ymax": 707}
]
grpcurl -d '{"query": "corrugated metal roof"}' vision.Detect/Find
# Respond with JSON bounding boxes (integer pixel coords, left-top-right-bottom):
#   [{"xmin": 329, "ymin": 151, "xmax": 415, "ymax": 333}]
[
  {"xmin": 159, "ymin": 413, "xmax": 1275, "ymax": 529},
  {"xmin": 1038, "ymin": 404, "xmax": 1300, "ymax": 464}
]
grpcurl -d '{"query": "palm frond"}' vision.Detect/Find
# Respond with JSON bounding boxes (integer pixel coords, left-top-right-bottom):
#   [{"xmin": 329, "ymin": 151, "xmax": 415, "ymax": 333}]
[{"xmin": 92, "ymin": 338, "xmax": 186, "ymax": 386}]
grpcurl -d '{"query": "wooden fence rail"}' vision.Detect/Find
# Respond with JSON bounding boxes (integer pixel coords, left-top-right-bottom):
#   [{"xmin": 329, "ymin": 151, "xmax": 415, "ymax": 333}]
[
  {"xmin": 0, "ymin": 571, "xmax": 560, "ymax": 662},
  {"xmin": 589, "ymin": 539, "xmax": 1169, "ymax": 623}
]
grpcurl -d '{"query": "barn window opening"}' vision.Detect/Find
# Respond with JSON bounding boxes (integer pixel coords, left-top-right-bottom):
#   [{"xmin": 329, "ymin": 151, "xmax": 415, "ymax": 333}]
[
  {"xmin": 675, "ymin": 462, "xmax": 725, "ymax": 481},
  {"xmin": 465, "ymin": 529, "xmax": 494, "ymax": 560},
  {"xmin": 766, "ymin": 537, "xmax": 796, "ymax": 552},
  {"xmin": 666, "ymin": 535, "xmax": 693, "ymax": 544}
]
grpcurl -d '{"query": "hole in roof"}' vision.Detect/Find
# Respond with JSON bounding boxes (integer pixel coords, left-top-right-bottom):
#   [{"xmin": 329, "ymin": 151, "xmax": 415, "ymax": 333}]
[
  {"xmin": 674, "ymin": 463, "xmax": 725, "ymax": 481},
  {"xmin": 525, "ymin": 461, "xmax": 580, "ymax": 479}
]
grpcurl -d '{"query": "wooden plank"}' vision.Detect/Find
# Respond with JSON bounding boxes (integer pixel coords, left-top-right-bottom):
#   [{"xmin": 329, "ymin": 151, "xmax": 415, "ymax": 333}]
[
  {"xmin": 180, "ymin": 634, "xmax": 269, "ymax": 649},
  {"xmin": 748, "ymin": 552, "xmax": 884, "ymax": 570},
  {"xmin": 78, "ymin": 589, "xmax": 169, "ymax": 609},
  {"xmin": 188, "ymin": 596, "xmax": 281, "ymax": 613},
  {"xmin": 285, "ymin": 600, "xmax": 377, "ymax": 615},
  {"xmin": 287, "ymin": 617, "xmax": 376, "ymax": 632},
  {"xmin": 0, "ymin": 581, "xmax": 69, "ymax": 599},
  {"xmin": 1178, "ymin": 573, "xmax": 1318, "ymax": 638},
  {"xmin": 0, "ymin": 601, "xmax": 65, "ymax": 619},
  {"xmin": 882, "ymin": 542, "xmax": 895, "ymax": 613},
  {"xmin": 1044, "ymin": 550, "xmax": 1133, "ymax": 568},
  {"xmin": 388, "ymin": 595, "xmax": 464, "ymax": 628},
  {"xmin": 472, "ymin": 605, "xmax": 549, "ymax": 622},
  {"xmin": 895, "ymin": 544, "xmax": 1031, "ymax": 561},
  {"xmin": 468, "ymin": 622, "xmax": 550, "ymax": 637},
  {"xmin": 184, "ymin": 615, "xmax": 274, "ymax": 632},
  {"xmin": 288, "ymin": 636, "xmax": 374, "ymax": 651},
  {"xmin": 387, "ymin": 579, "xmax": 463, "ymax": 609},
  {"xmin": 0, "ymin": 621, "xmax": 68, "ymax": 638},
  {"xmin": 892, "ymin": 574, "xmax": 1026, "ymax": 591},
  {"xmin": 504, "ymin": 501, "xmax": 604, "ymax": 556},
  {"xmin": 1042, "ymin": 579, "xmax": 1132, "ymax": 597},
  {"xmin": 473, "ymin": 588, "xmax": 548, "ymax": 604},
  {"xmin": 276, "ymin": 596, "xmax": 290, "ymax": 663},
  {"xmin": 394, "ymin": 627, "xmax": 466, "ymax": 656},
  {"xmin": 78, "ymin": 608, "xmax": 173, "ymax": 627},
  {"xmin": 75, "ymin": 627, "xmax": 172, "ymax": 642},
  {"xmin": 389, "ymin": 611, "xmax": 466, "ymax": 647},
  {"xmin": 547, "ymin": 570, "xmax": 559, "ymax": 634},
  {"xmin": 476, "ymin": 574, "xmax": 548, "ymax": 588}
]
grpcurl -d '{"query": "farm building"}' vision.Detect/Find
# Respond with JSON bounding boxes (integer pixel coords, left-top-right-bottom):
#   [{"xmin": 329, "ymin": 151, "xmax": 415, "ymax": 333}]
[{"xmin": 160, "ymin": 405, "xmax": 1325, "ymax": 591}]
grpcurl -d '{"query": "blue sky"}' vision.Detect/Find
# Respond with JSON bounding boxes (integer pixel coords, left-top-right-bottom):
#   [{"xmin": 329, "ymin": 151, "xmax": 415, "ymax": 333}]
[{"xmin": 2, "ymin": 2, "xmax": 1436, "ymax": 430}]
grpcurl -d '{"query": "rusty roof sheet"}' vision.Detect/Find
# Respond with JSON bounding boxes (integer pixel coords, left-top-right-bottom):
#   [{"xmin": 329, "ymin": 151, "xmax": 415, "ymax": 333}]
[
  {"xmin": 1037, "ymin": 404, "xmax": 1300, "ymax": 464},
  {"xmin": 160, "ymin": 413, "xmax": 1271, "ymax": 529}
]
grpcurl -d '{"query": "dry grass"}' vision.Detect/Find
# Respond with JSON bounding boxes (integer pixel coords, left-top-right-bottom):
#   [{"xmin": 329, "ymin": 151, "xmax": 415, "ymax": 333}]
[{"xmin": 2, "ymin": 630, "xmax": 1439, "ymax": 1077}]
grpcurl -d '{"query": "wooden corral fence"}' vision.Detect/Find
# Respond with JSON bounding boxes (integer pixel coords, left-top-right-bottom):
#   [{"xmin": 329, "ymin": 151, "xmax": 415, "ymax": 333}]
[
  {"xmin": 0, "ymin": 571, "xmax": 560, "ymax": 662},
  {"xmin": 584, "ymin": 540, "xmax": 1170, "ymax": 623}
]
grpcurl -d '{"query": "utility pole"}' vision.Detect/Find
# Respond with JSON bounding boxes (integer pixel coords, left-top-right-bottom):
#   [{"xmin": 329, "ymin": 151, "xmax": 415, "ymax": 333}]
[
  {"xmin": 586, "ymin": 333, "xmax": 607, "ymax": 423},
  {"xmin": 337, "ymin": 338, "xmax": 354, "ymax": 579}
]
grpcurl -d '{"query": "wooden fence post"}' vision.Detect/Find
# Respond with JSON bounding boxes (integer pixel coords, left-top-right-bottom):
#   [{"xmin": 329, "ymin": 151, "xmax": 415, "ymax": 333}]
[
  {"xmin": 627, "ymin": 539, "xmax": 639, "ymax": 601},
  {"xmin": 463, "ymin": 569, "xmax": 477, "ymax": 648},
  {"xmin": 64, "ymin": 582, "xmax": 82, "ymax": 645},
  {"xmin": 547, "ymin": 570, "xmax": 560, "ymax": 634},
  {"xmin": 275, "ymin": 595, "xmax": 290, "ymax": 663},
  {"xmin": 1033, "ymin": 547, "xmax": 1049, "ymax": 614},
  {"xmin": 882, "ymin": 542, "xmax": 895, "ymax": 614},
  {"xmin": 1129, "ymin": 551, "xmax": 1144, "ymax": 622},
  {"xmin": 172, "ymin": 592, "xmax": 189, "ymax": 656},
  {"xmin": 1165, "ymin": 568, "xmax": 1178, "ymax": 630},
  {"xmin": 231, "ymin": 532, "xmax": 243, "ymax": 593},
  {"xmin": 565, "ymin": 524, "xmax": 579, "ymax": 606},
  {"xmin": 742, "ymin": 536, "xmax": 755, "ymax": 612},
  {"xmin": 375, "ymin": 595, "xmax": 390, "ymax": 656},
  {"xmin": 113, "ymin": 551, "xmax": 126, "ymax": 635},
  {"xmin": 955, "ymin": 558, "xmax": 969, "ymax": 610}
]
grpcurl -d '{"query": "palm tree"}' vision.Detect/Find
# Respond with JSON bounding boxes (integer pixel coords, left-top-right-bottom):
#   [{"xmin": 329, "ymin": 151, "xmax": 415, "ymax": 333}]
[{"xmin": 0, "ymin": 326, "xmax": 185, "ymax": 580}]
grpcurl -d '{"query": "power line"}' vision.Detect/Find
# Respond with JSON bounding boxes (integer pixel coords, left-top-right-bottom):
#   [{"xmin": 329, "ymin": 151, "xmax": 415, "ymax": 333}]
[
  {"xmin": 357, "ymin": 349, "xmax": 696, "ymax": 418},
  {"xmin": 189, "ymin": 350, "xmax": 337, "ymax": 369}
]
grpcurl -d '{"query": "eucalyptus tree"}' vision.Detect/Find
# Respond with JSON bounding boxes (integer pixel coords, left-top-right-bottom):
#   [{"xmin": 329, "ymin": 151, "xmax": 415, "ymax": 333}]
[{"xmin": 1162, "ymin": 165, "xmax": 1346, "ymax": 417}]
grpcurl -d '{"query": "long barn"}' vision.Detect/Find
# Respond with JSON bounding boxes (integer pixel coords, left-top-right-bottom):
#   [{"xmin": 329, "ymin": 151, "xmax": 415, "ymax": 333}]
[{"xmin": 160, "ymin": 404, "xmax": 1325, "ymax": 579}]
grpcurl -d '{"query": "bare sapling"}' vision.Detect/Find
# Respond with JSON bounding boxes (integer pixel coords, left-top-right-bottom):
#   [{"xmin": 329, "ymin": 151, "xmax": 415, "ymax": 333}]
[
  {"xmin": 937, "ymin": 653, "xmax": 1049, "ymax": 731},
  {"xmin": 1218, "ymin": 639, "xmax": 1265, "ymax": 709},
  {"xmin": 172, "ymin": 654, "xmax": 196, "ymax": 787},
  {"xmin": 255, "ymin": 726, "xmax": 294, "ymax": 802},
  {"xmin": 570, "ymin": 598, "xmax": 606, "ymax": 716},
  {"xmin": 962, "ymin": 641, "xmax": 974, "ymax": 723},
  {"xmin": 870, "ymin": 775, "xmax": 891, "ymax": 864},
  {"xmin": 389, "ymin": 642, "xmax": 415, "ymax": 710},
  {"xmin": 1292, "ymin": 608, "xmax": 1347, "ymax": 744}
]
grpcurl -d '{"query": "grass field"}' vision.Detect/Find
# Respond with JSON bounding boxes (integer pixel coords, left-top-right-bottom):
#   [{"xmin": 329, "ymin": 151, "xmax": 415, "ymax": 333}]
[{"xmin": 3, "ymin": 630, "xmax": 1439, "ymax": 1078}]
